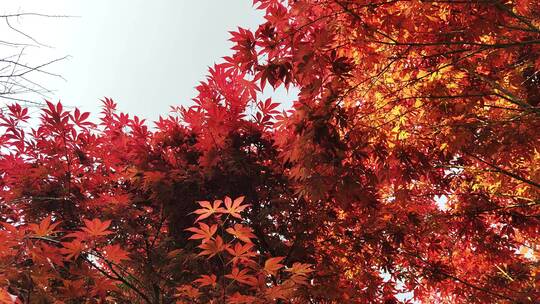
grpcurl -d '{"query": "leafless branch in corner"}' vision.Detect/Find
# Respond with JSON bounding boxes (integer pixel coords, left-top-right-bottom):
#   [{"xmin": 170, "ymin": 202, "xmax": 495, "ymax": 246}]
[{"xmin": 0, "ymin": 11, "xmax": 75, "ymax": 110}]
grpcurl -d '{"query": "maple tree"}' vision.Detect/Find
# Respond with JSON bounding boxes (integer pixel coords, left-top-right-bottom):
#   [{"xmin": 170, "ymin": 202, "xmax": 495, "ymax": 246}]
[{"xmin": 1, "ymin": 0, "xmax": 540, "ymax": 303}]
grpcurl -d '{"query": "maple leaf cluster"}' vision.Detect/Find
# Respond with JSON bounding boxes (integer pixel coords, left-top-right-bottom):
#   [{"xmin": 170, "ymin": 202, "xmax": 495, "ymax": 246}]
[
  {"xmin": 1, "ymin": 0, "xmax": 540, "ymax": 303},
  {"xmin": 178, "ymin": 196, "xmax": 313, "ymax": 303}
]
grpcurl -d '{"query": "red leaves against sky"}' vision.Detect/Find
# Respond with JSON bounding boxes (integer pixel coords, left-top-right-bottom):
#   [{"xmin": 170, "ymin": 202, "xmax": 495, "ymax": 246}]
[{"xmin": 1, "ymin": 0, "xmax": 540, "ymax": 303}]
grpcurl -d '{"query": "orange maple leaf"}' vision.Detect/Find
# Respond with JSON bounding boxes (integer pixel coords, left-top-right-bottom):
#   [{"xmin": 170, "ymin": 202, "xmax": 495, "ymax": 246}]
[
  {"xmin": 60, "ymin": 239, "xmax": 85, "ymax": 260},
  {"xmin": 81, "ymin": 218, "xmax": 112, "ymax": 237},
  {"xmin": 285, "ymin": 262, "xmax": 313, "ymax": 277},
  {"xmin": 285, "ymin": 262, "xmax": 314, "ymax": 284},
  {"xmin": 264, "ymin": 257, "xmax": 285, "ymax": 276},
  {"xmin": 91, "ymin": 278, "xmax": 119, "ymax": 297},
  {"xmin": 265, "ymin": 285, "xmax": 291, "ymax": 300},
  {"xmin": 226, "ymin": 242, "xmax": 257, "ymax": 265},
  {"xmin": 227, "ymin": 292, "xmax": 258, "ymax": 304},
  {"xmin": 225, "ymin": 224, "xmax": 256, "ymax": 243},
  {"xmin": 225, "ymin": 267, "xmax": 258, "ymax": 286},
  {"xmin": 185, "ymin": 222, "xmax": 218, "ymax": 243},
  {"xmin": 103, "ymin": 244, "xmax": 130, "ymax": 264},
  {"xmin": 28, "ymin": 215, "xmax": 61, "ymax": 237},
  {"xmin": 223, "ymin": 196, "xmax": 249, "ymax": 219},
  {"xmin": 197, "ymin": 236, "xmax": 227, "ymax": 258},
  {"xmin": 175, "ymin": 285, "xmax": 200, "ymax": 299},
  {"xmin": 1, "ymin": 222, "xmax": 26, "ymax": 240},
  {"xmin": 192, "ymin": 200, "xmax": 225, "ymax": 222},
  {"xmin": 193, "ymin": 274, "xmax": 217, "ymax": 287},
  {"xmin": 30, "ymin": 243, "xmax": 64, "ymax": 266}
]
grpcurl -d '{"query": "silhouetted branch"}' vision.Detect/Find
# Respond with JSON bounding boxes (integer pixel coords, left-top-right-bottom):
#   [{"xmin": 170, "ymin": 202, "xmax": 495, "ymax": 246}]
[{"xmin": 0, "ymin": 11, "xmax": 73, "ymax": 106}]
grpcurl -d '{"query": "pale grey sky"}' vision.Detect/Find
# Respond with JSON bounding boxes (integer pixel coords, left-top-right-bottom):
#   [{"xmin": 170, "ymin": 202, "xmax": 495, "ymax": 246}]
[{"xmin": 1, "ymin": 1, "xmax": 296, "ymax": 121}]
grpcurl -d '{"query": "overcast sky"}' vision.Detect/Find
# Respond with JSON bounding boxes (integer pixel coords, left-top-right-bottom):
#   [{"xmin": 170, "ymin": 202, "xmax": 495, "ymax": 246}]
[{"xmin": 1, "ymin": 1, "xmax": 296, "ymax": 121}]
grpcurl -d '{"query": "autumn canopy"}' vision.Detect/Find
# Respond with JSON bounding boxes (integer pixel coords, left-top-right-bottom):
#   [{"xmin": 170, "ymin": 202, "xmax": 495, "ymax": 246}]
[{"xmin": 1, "ymin": 0, "xmax": 539, "ymax": 303}]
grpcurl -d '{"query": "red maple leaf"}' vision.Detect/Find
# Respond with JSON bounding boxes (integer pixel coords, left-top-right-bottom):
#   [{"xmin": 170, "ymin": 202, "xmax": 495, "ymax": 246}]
[
  {"xmin": 264, "ymin": 257, "xmax": 285, "ymax": 276},
  {"xmin": 81, "ymin": 219, "xmax": 112, "ymax": 237},
  {"xmin": 193, "ymin": 274, "xmax": 217, "ymax": 287},
  {"xmin": 60, "ymin": 239, "xmax": 85, "ymax": 260},
  {"xmin": 28, "ymin": 215, "xmax": 61, "ymax": 237},
  {"xmin": 103, "ymin": 244, "xmax": 130, "ymax": 264}
]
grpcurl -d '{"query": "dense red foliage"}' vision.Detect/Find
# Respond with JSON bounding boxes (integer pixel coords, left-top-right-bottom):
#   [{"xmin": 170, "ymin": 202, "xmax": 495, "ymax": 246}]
[{"xmin": 1, "ymin": 0, "xmax": 539, "ymax": 303}]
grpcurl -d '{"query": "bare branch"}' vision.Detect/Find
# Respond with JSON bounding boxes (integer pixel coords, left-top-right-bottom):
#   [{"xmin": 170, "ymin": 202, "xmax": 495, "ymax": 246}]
[{"xmin": 0, "ymin": 11, "xmax": 72, "ymax": 106}]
